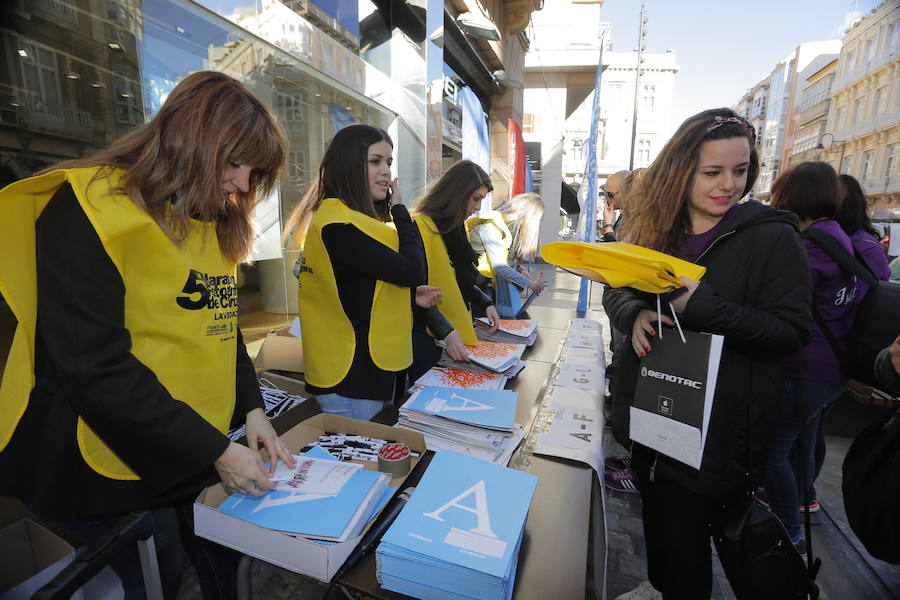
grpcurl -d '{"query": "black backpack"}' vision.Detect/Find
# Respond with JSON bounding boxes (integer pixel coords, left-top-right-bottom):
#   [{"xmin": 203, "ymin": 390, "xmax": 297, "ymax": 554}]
[
  {"xmin": 842, "ymin": 405, "xmax": 900, "ymax": 564},
  {"xmin": 800, "ymin": 229, "xmax": 900, "ymax": 390}
]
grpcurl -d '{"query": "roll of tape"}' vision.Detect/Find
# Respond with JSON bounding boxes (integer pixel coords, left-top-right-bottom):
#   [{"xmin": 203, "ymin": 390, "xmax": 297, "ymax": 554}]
[{"xmin": 378, "ymin": 442, "xmax": 411, "ymax": 477}]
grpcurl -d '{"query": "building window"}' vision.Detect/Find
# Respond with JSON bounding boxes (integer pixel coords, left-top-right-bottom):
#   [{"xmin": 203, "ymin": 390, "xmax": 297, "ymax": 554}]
[
  {"xmin": 891, "ymin": 20, "xmax": 900, "ymax": 50},
  {"xmin": 523, "ymin": 112, "xmax": 535, "ymax": 134},
  {"xmin": 864, "ymin": 36, "xmax": 877, "ymax": 61},
  {"xmin": 17, "ymin": 39, "xmax": 62, "ymax": 115},
  {"xmin": 841, "ymin": 156, "xmax": 853, "ymax": 175},
  {"xmin": 641, "ymin": 84, "xmax": 655, "ymax": 112},
  {"xmin": 114, "ymin": 76, "xmax": 140, "ymax": 125},
  {"xmin": 274, "ymin": 91, "xmax": 307, "ymax": 126},
  {"xmin": 637, "ymin": 138, "xmax": 651, "ymax": 163},
  {"xmin": 854, "ymin": 97, "xmax": 865, "ymax": 124},
  {"xmin": 846, "ymin": 49, "xmax": 857, "ymax": 72},
  {"xmin": 873, "ymin": 88, "xmax": 885, "ymax": 116},
  {"xmin": 862, "ymin": 151, "xmax": 873, "ymax": 181},
  {"xmin": 287, "ymin": 150, "xmax": 307, "ymax": 181},
  {"xmin": 886, "ymin": 145, "xmax": 896, "ymax": 179},
  {"xmin": 607, "ymin": 82, "xmax": 624, "ymax": 105},
  {"xmin": 835, "ymin": 106, "xmax": 845, "ymax": 129}
]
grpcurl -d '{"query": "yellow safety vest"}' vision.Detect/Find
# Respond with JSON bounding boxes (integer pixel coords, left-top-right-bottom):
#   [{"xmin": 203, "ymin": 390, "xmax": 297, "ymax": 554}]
[
  {"xmin": 412, "ymin": 214, "xmax": 478, "ymax": 345},
  {"xmin": 0, "ymin": 167, "xmax": 237, "ymax": 480},
  {"xmin": 466, "ymin": 211, "xmax": 513, "ymax": 279},
  {"xmin": 299, "ymin": 198, "xmax": 413, "ymax": 388}
]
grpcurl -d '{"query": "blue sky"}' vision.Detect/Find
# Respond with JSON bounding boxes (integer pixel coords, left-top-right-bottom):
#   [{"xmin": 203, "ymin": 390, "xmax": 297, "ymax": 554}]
[{"xmin": 597, "ymin": 0, "xmax": 880, "ymax": 133}]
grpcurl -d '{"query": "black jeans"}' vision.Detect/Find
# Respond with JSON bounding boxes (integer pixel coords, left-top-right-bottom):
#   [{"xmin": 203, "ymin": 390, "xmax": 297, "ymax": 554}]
[
  {"xmin": 51, "ymin": 499, "xmax": 240, "ymax": 599},
  {"xmin": 632, "ymin": 450, "xmax": 720, "ymax": 600}
]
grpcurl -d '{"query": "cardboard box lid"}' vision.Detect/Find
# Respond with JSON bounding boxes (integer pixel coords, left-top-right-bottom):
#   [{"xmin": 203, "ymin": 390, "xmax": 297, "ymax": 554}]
[
  {"xmin": 0, "ymin": 518, "xmax": 74, "ymax": 593},
  {"xmin": 254, "ymin": 330, "xmax": 304, "ymax": 374}
]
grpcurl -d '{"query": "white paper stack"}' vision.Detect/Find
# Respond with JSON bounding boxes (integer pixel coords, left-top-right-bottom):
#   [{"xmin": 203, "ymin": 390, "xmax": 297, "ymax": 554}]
[
  {"xmin": 474, "ymin": 317, "xmax": 538, "ymax": 346},
  {"xmin": 396, "ymin": 386, "xmax": 525, "ymax": 466},
  {"xmin": 377, "ymin": 450, "xmax": 537, "ymax": 600},
  {"xmin": 411, "ymin": 367, "xmax": 508, "ymax": 392}
]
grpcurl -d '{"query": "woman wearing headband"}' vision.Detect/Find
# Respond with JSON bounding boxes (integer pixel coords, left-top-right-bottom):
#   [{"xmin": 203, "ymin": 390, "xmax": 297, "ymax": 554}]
[{"xmin": 605, "ymin": 108, "xmax": 811, "ymax": 600}]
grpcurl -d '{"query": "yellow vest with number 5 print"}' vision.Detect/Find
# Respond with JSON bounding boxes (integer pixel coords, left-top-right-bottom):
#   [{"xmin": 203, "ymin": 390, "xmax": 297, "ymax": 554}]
[{"xmin": 0, "ymin": 167, "xmax": 237, "ymax": 480}]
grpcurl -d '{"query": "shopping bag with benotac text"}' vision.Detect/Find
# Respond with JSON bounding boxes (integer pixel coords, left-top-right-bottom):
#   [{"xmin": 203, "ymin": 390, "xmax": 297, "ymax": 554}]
[{"xmin": 629, "ymin": 329, "xmax": 723, "ymax": 469}]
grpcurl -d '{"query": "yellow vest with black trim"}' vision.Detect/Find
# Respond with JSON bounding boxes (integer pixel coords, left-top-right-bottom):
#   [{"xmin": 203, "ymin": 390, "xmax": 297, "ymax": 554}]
[
  {"xmin": 299, "ymin": 198, "xmax": 413, "ymax": 388},
  {"xmin": 0, "ymin": 167, "xmax": 237, "ymax": 480},
  {"xmin": 466, "ymin": 211, "xmax": 513, "ymax": 279},
  {"xmin": 412, "ymin": 215, "xmax": 478, "ymax": 345}
]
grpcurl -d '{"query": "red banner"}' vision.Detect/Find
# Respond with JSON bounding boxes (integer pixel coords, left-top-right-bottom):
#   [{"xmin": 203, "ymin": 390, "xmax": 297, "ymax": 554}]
[{"xmin": 508, "ymin": 118, "xmax": 526, "ymax": 198}]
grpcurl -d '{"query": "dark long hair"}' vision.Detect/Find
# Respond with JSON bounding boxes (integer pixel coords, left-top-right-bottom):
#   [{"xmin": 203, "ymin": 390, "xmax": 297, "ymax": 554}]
[
  {"xmin": 412, "ymin": 160, "xmax": 493, "ymax": 233},
  {"xmin": 284, "ymin": 124, "xmax": 392, "ymax": 247},
  {"xmin": 619, "ymin": 108, "xmax": 759, "ymax": 254},
  {"xmin": 836, "ymin": 174, "xmax": 878, "ymax": 237},
  {"xmin": 771, "ymin": 161, "xmax": 839, "ymax": 221},
  {"xmin": 51, "ymin": 71, "xmax": 288, "ymax": 263}
]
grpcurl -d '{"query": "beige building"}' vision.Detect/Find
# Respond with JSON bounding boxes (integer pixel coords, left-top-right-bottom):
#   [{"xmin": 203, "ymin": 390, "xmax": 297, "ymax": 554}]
[
  {"xmin": 789, "ymin": 58, "xmax": 839, "ymax": 167},
  {"xmin": 826, "ymin": 0, "xmax": 900, "ymax": 209}
]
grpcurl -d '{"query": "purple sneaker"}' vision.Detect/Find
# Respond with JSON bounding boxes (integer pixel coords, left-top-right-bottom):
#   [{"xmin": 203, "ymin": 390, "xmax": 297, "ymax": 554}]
[
  {"xmin": 604, "ymin": 468, "xmax": 640, "ymax": 493},
  {"xmin": 605, "ymin": 453, "xmax": 633, "ymax": 472}
]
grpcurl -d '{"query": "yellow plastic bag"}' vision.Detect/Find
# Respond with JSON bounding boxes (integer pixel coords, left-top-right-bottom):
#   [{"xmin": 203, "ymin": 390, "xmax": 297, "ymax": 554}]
[{"xmin": 541, "ymin": 241, "xmax": 706, "ymax": 294}]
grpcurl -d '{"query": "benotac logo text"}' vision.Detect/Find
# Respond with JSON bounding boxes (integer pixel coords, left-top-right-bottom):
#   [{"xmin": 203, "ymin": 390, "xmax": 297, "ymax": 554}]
[{"xmin": 640, "ymin": 366, "xmax": 703, "ymax": 389}]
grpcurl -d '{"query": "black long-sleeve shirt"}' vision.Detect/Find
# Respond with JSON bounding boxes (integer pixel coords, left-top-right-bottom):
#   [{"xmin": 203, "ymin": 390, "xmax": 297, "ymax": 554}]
[
  {"xmin": 305, "ymin": 204, "xmax": 426, "ymax": 400},
  {"xmin": 0, "ymin": 183, "xmax": 262, "ymax": 519}
]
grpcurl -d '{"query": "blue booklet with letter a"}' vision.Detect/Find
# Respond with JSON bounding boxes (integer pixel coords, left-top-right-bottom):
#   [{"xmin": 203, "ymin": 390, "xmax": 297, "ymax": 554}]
[
  {"xmin": 376, "ymin": 450, "xmax": 537, "ymax": 600},
  {"xmin": 403, "ymin": 386, "xmax": 518, "ymax": 432}
]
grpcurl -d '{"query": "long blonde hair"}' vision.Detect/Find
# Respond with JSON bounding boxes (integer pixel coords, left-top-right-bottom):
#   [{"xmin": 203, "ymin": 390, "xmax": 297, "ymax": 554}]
[
  {"xmin": 619, "ymin": 108, "xmax": 758, "ymax": 254},
  {"xmin": 495, "ymin": 192, "xmax": 544, "ymax": 259},
  {"xmin": 49, "ymin": 71, "xmax": 288, "ymax": 263}
]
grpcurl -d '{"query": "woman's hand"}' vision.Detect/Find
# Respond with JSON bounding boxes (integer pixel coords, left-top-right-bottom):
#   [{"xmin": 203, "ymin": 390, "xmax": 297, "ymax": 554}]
[
  {"xmin": 444, "ymin": 330, "xmax": 470, "ymax": 362},
  {"xmin": 415, "ymin": 285, "xmax": 441, "ymax": 308},
  {"xmin": 602, "ymin": 202, "xmax": 616, "ymax": 226},
  {"xmin": 484, "ymin": 305, "xmax": 500, "ymax": 332},
  {"xmin": 388, "ymin": 178, "xmax": 402, "ymax": 207},
  {"xmin": 214, "ymin": 441, "xmax": 275, "ymax": 497},
  {"xmin": 669, "ymin": 277, "xmax": 699, "ymax": 313},
  {"xmin": 527, "ymin": 278, "xmax": 547, "ymax": 293},
  {"xmin": 631, "ymin": 309, "xmax": 675, "ymax": 357},
  {"xmin": 245, "ymin": 408, "xmax": 296, "ymax": 475}
]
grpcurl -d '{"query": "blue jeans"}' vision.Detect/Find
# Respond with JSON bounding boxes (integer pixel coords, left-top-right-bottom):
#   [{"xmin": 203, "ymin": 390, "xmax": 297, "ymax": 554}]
[
  {"xmin": 764, "ymin": 379, "xmax": 845, "ymax": 540},
  {"xmin": 51, "ymin": 500, "xmax": 239, "ymax": 599},
  {"xmin": 316, "ymin": 393, "xmax": 390, "ymax": 421}
]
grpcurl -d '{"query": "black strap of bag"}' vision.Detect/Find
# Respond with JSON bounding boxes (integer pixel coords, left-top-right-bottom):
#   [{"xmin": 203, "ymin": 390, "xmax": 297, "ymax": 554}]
[{"xmin": 802, "ymin": 228, "xmax": 878, "ymax": 286}]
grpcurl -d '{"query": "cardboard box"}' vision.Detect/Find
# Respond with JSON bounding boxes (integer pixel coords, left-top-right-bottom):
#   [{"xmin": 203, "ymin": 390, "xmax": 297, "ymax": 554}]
[
  {"xmin": 0, "ymin": 516, "xmax": 77, "ymax": 600},
  {"xmin": 194, "ymin": 414, "xmax": 426, "ymax": 582},
  {"xmin": 253, "ymin": 327, "xmax": 303, "ymax": 375}
]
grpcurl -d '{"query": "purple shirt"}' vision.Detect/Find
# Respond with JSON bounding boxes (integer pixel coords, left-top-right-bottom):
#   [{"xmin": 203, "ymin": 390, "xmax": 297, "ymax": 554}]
[
  {"xmin": 682, "ymin": 204, "xmax": 740, "ymax": 262},
  {"xmin": 850, "ymin": 229, "xmax": 891, "ymax": 282},
  {"xmin": 783, "ymin": 220, "xmax": 858, "ymax": 384}
]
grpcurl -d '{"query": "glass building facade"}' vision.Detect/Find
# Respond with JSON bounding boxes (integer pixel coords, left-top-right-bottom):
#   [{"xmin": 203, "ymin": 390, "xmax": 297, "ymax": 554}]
[{"xmin": 0, "ymin": 0, "xmax": 451, "ymax": 332}]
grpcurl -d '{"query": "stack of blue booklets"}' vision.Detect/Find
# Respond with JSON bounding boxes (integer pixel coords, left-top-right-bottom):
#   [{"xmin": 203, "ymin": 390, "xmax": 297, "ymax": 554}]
[
  {"xmin": 218, "ymin": 446, "xmax": 390, "ymax": 542},
  {"xmin": 376, "ymin": 450, "xmax": 538, "ymax": 600}
]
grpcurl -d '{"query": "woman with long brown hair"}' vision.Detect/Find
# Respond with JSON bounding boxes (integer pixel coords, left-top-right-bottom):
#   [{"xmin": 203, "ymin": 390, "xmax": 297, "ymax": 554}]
[
  {"xmin": 409, "ymin": 160, "xmax": 500, "ymax": 373},
  {"xmin": 0, "ymin": 71, "xmax": 295, "ymax": 598},
  {"xmin": 284, "ymin": 124, "xmax": 438, "ymax": 420},
  {"xmin": 605, "ymin": 108, "xmax": 811, "ymax": 600}
]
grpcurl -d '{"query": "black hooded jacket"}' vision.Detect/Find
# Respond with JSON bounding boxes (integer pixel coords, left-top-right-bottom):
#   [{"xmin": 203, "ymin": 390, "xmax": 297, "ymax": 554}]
[{"xmin": 604, "ymin": 201, "xmax": 812, "ymax": 498}]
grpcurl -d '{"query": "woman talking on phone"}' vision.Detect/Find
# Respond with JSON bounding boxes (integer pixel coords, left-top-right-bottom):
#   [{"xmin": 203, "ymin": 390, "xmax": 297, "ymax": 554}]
[{"xmin": 284, "ymin": 124, "xmax": 436, "ymax": 421}]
